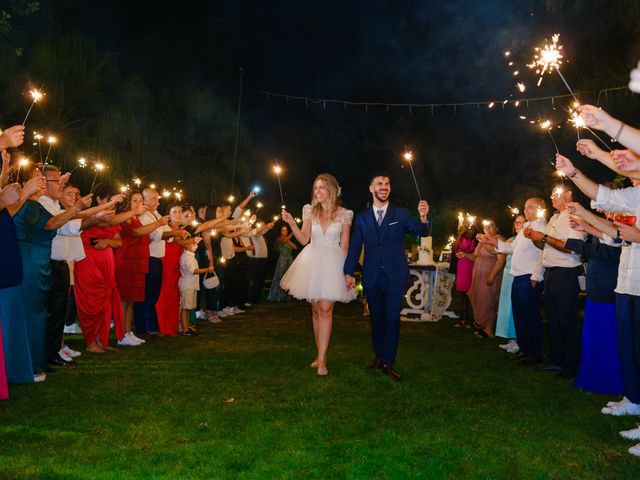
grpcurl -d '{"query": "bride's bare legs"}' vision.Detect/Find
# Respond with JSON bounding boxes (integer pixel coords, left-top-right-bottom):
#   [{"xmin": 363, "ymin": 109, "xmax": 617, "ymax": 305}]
[
  {"xmin": 316, "ymin": 300, "xmax": 334, "ymax": 376},
  {"xmin": 310, "ymin": 302, "xmax": 320, "ymax": 367}
]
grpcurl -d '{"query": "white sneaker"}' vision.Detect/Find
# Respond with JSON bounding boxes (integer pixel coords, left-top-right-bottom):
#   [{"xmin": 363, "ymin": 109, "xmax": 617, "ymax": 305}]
[
  {"xmin": 58, "ymin": 350, "xmax": 74, "ymax": 362},
  {"xmin": 63, "ymin": 323, "xmax": 82, "ymax": 334},
  {"xmin": 33, "ymin": 374, "xmax": 46, "ymax": 383},
  {"xmin": 629, "ymin": 443, "xmax": 640, "ymax": 457},
  {"xmin": 232, "ymin": 307, "xmax": 245, "ymax": 314},
  {"xmin": 216, "ymin": 310, "xmax": 229, "ymax": 318},
  {"xmin": 117, "ymin": 335, "xmax": 138, "ymax": 347},
  {"xmin": 601, "ymin": 400, "xmax": 640, "ymax": 416},
  {"xmin": 506, "ymin": 344, "xmax": 520, "ymax": 354},
  {"xmin": 498, "ymin": 342, "xmax": 511, "ymax": 350},
  {"xmin": 126, "ymin": 332, "xmax": 145, "ymax": 344},
  {"xmin": 605, "ymin": 397, "xmax": 630, "ymax": 409},
  {"xmin": 620, "ymin": 426, "xmax": 640, "ymax": 440},
  {"xmin": 61, "ymin": 345, "xmax": 81, "ymax": 358},
  {"xmin": 223, "ymin": 307, "xmax": 236, "ymax": 316},
  {"xmin": 195, "ymin": 310, "xmax": 207, "ymax": 320}
]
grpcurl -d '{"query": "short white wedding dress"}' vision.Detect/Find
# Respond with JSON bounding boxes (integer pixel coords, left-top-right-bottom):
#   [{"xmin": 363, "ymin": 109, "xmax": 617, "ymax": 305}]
[{"xmin": 280, "ymin": 204, "xmax": 358, "ymax": 303}]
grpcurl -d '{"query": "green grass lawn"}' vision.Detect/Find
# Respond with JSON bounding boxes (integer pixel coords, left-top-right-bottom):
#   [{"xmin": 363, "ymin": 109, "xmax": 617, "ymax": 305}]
[{"xmin": 1, "ymin": 300, "xmax": 639, "ymax": 479}]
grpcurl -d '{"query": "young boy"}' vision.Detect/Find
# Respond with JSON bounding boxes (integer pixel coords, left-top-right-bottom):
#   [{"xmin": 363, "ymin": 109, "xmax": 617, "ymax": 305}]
[{"xmin": 179, "ymin": 238, "xmax": 213, "ymax": 336}]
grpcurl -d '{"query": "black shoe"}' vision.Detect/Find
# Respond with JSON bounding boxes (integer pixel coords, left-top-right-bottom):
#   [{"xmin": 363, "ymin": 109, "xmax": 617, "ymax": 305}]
[
  {"xmin": 382, "ymin": 365, "xmax": 401, "ymax": 381},
  {"xmin": 48, "ymin": 356, "xmax": 72, "ymax": 367},
  {"xmin": 509, "ymin": 351, "xmax": 526, "ymax": 360},
  {"xmin": 367, "ymin": 358, "xmax": 384, "ymax": 369},
  {"xmin": 536, "ymin": 363, "xmax": 562, "ymax": 372},
  {"xmin": 179, "ymin": 330, "xmax": 194, "ymax": 337},
  {"xmin": 520, "ymin": 356, "xmax": 543, "ymax": 366},
  {"xmin": 557, "ymin": 368, "xmax": 577, "ymax": 379}
]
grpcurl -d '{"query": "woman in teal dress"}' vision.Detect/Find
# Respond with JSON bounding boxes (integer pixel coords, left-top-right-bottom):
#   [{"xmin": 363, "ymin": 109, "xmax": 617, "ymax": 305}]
[
  {"xmin": 0, "ymin": 165, "xmax": 82, "ymax": 383},
  {"xmin": 268, "ymin": 226, "xmax": 297, "ymax": 302},
  {"xmin": 495, "ymin": 215, "xmax": 525, "ymax": 349}
]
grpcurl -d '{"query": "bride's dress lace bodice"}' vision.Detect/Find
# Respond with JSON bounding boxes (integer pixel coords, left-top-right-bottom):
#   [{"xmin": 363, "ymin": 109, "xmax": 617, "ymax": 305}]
[{"xmin": 302, "ymin": 204, "xmax": 354, "ymax": 247}]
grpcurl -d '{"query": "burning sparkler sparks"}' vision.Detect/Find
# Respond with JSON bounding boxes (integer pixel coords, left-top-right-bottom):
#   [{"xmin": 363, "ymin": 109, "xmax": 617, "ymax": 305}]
[
  {"xmin": 528, "ymin": 33, "xmax": 578, "ymax": 103},
  {"xmin": 402, "ymin": 150, "xmax": 422, "ymax": 200},
  {"xmin": 22, "ymin": 88, "xmax": 45, "ymax": 125}
]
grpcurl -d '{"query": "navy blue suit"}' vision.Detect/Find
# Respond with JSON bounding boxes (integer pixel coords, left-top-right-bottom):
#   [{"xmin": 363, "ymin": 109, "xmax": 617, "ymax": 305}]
[{"xmin": 344, "ymin": 204, "xmax": 430, "ymax": 366}]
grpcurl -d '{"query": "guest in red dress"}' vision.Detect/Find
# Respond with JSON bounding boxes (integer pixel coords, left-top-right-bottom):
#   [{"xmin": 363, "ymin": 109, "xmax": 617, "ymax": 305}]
[
  {"xmin": 74, "ymin": 185, "xmax": 133, "ymax": 353},
  {"xmin": 115, "ymin": 190, "xmax": 165, "ymax": 345},
  {"xmin": 156, "ymin": 205, "xmax": 185, "ymax": 336}
]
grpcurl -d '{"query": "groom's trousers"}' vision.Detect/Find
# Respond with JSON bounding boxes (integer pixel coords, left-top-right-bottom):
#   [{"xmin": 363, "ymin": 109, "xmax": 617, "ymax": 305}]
[{"xmin": 365, "ymin": 269, "xmax": 405, "ymax": 366}]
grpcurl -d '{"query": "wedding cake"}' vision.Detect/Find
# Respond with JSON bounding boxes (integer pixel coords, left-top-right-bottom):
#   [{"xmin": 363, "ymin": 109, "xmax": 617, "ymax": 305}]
[{"xmin": 416, "ymin": 236, "xmax": 435, "ymax": 265}]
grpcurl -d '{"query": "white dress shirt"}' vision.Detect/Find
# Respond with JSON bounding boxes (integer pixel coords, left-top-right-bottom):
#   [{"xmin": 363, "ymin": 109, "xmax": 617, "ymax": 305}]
[
  {"xmin": 497, "ymin": 219, "xmax": 546, "ymax": 277},
  {"xmin": 38, "ymin": 195, "xmax": 85, "ymax": 262},
  {"xmin": 138, "ymin": 210, "xmax": 170, "ymax": 258},
  {"xmin": 240, "ymin": 229, "xmax": 268, "ymax": 259},
  {"xmin": 592, "ymin": 184, "xmax": 640, "ymax": 295},
  {"xmin": 179, "ymin": 250, "xmax": 200, "ymax": 292},
  {"xmin": 531, "ymin": 209, "xmax": 586, "ymax": 281}
]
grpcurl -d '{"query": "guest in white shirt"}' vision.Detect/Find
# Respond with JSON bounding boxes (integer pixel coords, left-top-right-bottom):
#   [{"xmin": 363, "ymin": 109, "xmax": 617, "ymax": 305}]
[
  {"xmin": 524, "ymin": 185, "xmax": 587, "ymax": 378},
  {"xmin": 479, "ymin": 197, "xmax": 547, "ymax": 365},
  {"xmin": 133, "ymin": 188, "xmax": 186, "ymax": 336}
]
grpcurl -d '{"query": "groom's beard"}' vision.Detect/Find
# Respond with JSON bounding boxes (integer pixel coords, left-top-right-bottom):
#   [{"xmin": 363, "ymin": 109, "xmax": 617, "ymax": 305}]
[{"xmin": 374, "ymin": 191, "xmax": 389, "ymax": 203}]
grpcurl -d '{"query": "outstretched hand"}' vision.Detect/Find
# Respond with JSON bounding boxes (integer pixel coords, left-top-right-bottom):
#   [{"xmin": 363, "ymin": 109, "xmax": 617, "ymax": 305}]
[
  {"xmin": 577, "ymin": 104, "xmax": 616, "ymax": 132},
  {"xmin": 555, "ymin": 153, "xmax": 576, "ymax": 176},
  {"xmin": 611, "ymin": 149, "xmax": 640, "ymax": 172},
  {"xmin": 576, "ymin": 139, "xmax": 604, "ymax": 160}
]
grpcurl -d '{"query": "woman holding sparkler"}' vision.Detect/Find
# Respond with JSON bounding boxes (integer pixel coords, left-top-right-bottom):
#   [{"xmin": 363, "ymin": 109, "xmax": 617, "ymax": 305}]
[
  {"xmin": 467, "ymin": 219, "xmax": 506, "ymax": 338},
  {"xmin": 452, "ymin": 223, "xmax": 480, "ymax": 328},
  {"xmin": 280, "ymin": 173, "xmax": 357, "ymax": 376}
]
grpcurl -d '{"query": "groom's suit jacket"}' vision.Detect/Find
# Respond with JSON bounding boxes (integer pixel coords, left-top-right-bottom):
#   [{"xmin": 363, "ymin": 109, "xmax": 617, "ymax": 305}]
[{"xmin": 344, "ymin": 204, "xmax": 431, "ymax": 290}]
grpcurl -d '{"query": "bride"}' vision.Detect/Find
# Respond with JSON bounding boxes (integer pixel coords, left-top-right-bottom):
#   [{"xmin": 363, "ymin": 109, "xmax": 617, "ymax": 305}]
[{"xmin": 280, "ymin": 173, "xmax": 357, "ymax": 376}]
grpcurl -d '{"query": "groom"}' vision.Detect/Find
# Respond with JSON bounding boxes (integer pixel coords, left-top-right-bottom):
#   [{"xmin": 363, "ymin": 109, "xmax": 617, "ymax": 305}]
[{"xmin": 344, "ymin": 171, "xmax": 430, "ymax": 381}]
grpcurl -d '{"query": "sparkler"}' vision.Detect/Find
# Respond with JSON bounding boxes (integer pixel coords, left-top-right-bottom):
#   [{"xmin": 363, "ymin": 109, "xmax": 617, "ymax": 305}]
[
  {"xmin": 162, "ymin": 190, "xmax": 171, "ymax": 198},
  {"xmin": 457, "ymin": 212, "xmax": 464, "ymax": 230},
  {"xmin": 149, "ymin": 183, "xmax": 157, "ymax": 190},
  {"xmin": 22, "ymin": 88, "xmax": 44, "ymax": 125},
  {"xmin": 15, "ymin": 157, "xmax": 30, "ymax": 182},
  {"xmin": 528, "ymin": 33, "xmax": 579, "ymax": 104},
  {"xmin": 33, "ymin": 132, "xmax": 43, "ymax": 162},
  {"xmin": 227, "ymin": 195, "xmax": 235, "ymax": 203},
  {"xmin": 538, "ymin": 119, "xmax": 560, "ymax": 154},
  {"xmin": 273, "ymin": 162, "xmax": 285, "ymax": 207},
  {"xmin": 402, "ymin": 150, "xmax": 422, "ymax": 200},
  {"xmin": 133, "ymin": 177, "xmax": 142, "ymax": 187},
  {"xmin": 44, "ymin": 135, "xmax": 57, "ymax": 164},
  {"xmin": 569, "ymin": 108, "xmax": 612, "ymax": 151},
  {"xmin": 508, "ymin": 206, "xmax": 520, "ymax": 217},
  {"xmin": 536, "ymin": 207, "xmax": 547, "ymax": 220},
  {"xmin": 90, "ymin": 162, "xmax": 105, "ymax": 191}
]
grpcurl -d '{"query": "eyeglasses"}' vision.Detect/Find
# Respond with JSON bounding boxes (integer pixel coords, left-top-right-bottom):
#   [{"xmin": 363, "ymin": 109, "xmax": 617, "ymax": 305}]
[{"xmin": 46, "ymin": 179, "xmax": 65, "ymax": 184}]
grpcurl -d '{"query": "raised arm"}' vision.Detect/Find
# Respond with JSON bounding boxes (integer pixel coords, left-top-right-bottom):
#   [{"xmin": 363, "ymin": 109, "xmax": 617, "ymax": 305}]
[
  {"xmin": 282, "ymin": 208, "xmax": 311, "ymax": 246},
  {"xmin": 555, "ymin": 154, "xmax": 600, "ymax": 200},
  {"xmin": 579, "ymin": 104, "xmax": 640, "ymax": 154}
]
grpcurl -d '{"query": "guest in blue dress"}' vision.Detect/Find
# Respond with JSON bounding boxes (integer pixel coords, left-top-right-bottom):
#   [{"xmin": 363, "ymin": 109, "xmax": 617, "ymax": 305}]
[
  {"xmin": 0, "ymin": 165, "xmax": 82, "ymax": 383},
  {"xmin": 565, "ymin": 234, "xmax": 623, "ymax": 395},
  {"xmin": 495, "ymin": 215, "xmax": 525, "ymax": 348},
  {"xmin": 268, "ymin": 226, "xmax": 297, "ymax": 302}
]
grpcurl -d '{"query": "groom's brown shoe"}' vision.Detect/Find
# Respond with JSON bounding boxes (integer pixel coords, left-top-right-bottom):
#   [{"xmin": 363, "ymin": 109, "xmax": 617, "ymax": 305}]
[
  {"xmin": 367, "ymin": 358, "xmax": 384, "ymax": 369},
  {"xmin": 382, "ymin": 365, "xmax": 401, "ymax": 381}
]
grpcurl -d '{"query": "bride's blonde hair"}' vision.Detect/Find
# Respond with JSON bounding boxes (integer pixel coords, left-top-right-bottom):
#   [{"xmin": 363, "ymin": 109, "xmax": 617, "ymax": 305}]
[{"xmin": 310, "ymin": 173, "xmax": 341, "ymax": 219}]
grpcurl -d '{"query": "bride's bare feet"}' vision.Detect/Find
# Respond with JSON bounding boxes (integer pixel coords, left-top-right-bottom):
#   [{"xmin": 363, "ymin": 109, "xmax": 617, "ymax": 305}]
[{"xmin": 317, "ymin": 358, "xmax": 328, "ymax": 376}]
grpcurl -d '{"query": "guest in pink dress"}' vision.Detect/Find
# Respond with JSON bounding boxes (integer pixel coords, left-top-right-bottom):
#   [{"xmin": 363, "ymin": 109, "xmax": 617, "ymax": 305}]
[{"xmin": 453, "ymin": 224, "xmax": 480, "ymax": 327}]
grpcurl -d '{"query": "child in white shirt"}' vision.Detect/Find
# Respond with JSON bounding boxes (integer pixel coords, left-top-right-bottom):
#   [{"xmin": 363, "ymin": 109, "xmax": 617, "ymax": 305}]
[{"xmin": 179, "ymin": 239, "xmax": 213, "ymax": 336}]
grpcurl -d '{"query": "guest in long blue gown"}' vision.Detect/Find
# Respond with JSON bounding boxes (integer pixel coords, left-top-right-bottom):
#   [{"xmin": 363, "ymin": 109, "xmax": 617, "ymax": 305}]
[
  {"xmin": 0, "ymin": 165, "xmax": 83, "ymax": 383},
  {"xmin": 565, "ymin": 233, "xmax": 623, "ymax": 395},
  {"xmin": 495, "ymin": 215, "xmax": 525, "ymax": 348}
]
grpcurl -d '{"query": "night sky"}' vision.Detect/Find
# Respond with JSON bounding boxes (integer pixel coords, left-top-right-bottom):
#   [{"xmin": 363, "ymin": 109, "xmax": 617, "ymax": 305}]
[{"xmin": 30, "ymin": 1, "xmax": 640, "ymax": 234}]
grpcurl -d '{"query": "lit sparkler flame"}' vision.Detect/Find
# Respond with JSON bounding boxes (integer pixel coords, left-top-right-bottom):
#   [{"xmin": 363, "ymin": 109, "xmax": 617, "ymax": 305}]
[
  {"xmin": 517, "ymin": 83, "xmax": 526, "ymax": 93},
  {"xmin": 133, "ymin": 177, "xmax": 142, "ymax": 187},
  {"xmin": 528, "ymin": 33, "xmax": 563, "ymax": 87}
]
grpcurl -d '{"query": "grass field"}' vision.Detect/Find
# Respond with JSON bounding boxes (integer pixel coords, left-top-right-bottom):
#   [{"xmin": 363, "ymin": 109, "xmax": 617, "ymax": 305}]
[{"xmin": 1, "ymin": 300, "xmax": 639, "ymax": 479}]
